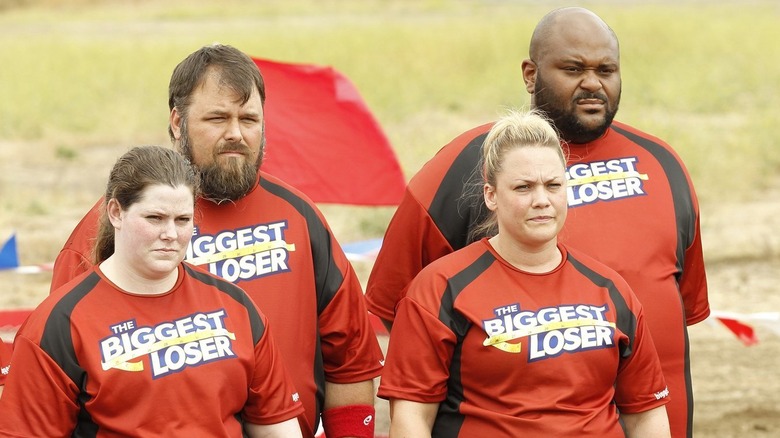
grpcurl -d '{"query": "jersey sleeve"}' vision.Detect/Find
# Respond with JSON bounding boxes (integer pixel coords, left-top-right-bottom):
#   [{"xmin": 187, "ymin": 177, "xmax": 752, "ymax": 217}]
[
  {"xmin": 364, "ymin": 189, "xmax": 453, "ymax": 323},
  {"xmin": 0, "ymin": 341, "xmax": 12, "ymax": 386},
  {"xmin": 680, "ymin": 207, "xmax": 710, "ymax": 325},
  {"xmin": 613, "ymin": 301, "xmax": 670, "ymax": 413},
  {"xmin": 377, "ymin": 273, "xmax": 455, "ymax": 403},
  {"xmin": 665, "ymin": 141, "xmax": 709, "ymax": 326},
  {"xmin": 0, "ymin": 335, "xmax": 80, "ymax": 435},
  {"xmin": 50, "ymin": 199, "xmax": 102, "ymax": 293},
  {"xmin": 311, "ymin": 207, "xmax": 384, "ymax": 383},
  {"xmin": 318, "ymin": 281, "xmax": 385, "ymax": 382},
  {"xmin": 243, "ymin": 315, "xmax": 306, "ymax": 425},
  {"xmin": 50, "ymin": 248, "xmax": 93, "ymax": 293},
  {"xmin": 377, "ymin": 298, "xmax": 453, "ymax": 402},
  {"xmin": 365, "ymin": 124, "xmax": 492, "ymax": 325}
]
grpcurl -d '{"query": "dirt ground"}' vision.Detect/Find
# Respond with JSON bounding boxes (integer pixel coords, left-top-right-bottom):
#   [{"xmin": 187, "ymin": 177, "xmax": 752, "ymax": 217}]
[{"xmin": 1, "ymin": 141, "xmax": 779, "ymax": 436}]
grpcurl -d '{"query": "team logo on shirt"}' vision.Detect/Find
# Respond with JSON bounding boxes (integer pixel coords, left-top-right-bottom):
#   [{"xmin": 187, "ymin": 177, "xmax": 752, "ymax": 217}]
[
  {"xmin": 482, "ymin": 303, "xmax": 615, "ymax": 361},
  {"xmin": 186, "ymin": 221, "xmax": 295, "ymax": 283},
  {"xmin": 566, "ymin": 157, "xmax": 647, "ymax": 207},
  {"xmin": 99, "ymin": 310, "xmax": 236, "ymax": 378}
]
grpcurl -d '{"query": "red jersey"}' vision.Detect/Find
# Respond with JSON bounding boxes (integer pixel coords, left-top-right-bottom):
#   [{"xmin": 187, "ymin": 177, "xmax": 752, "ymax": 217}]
[
  {"xmin": 0, "ymin": 340, "xmax": 11, "ymax": 386},
  {"xmin": 378, "ymin": 240, "xmax": 669, "ymax": 436},
  {"xmin": 50, "ymin": 171, "xmax": 384, "ymax": 437},
  {"xmin": 0, "ymin": 264, "xmax": 303, "ymax": 436},
  {"xmin": 366, "ymin": 121, "xmax": 708, "ymax": 437}
]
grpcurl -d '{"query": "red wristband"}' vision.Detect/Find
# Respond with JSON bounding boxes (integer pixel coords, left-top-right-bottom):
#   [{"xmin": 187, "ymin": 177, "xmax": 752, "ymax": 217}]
[{"xmin": 321, "ymin": 404, "xmax": 375, "ymax": 438}]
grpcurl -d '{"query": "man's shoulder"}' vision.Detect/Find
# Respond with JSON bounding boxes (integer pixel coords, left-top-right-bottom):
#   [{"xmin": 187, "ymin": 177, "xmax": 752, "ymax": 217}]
[
  {"xmin": 608, "ymin": 120, "xmax": 694, "ymax": 172},
  {"xmin": 609, "ymin": 120, "xmax": 674, "ymax": 149},
  {"xmin": 247, "ymin": 171, "xmax": 333, "ymax": 230},
  {"xmin": 60, "ymin": 198, "xmax": 103, "ymax": 253},
  {"xmin": 255, "ymin": 170, "xmax": 316, "ymax": 206},
  {"xmin": 433, "ymin": 121, "xmax": 495, "ymax": 161},
  {"xmin": 407, "ymin": 121, "xmax": 494, "ymax": 190}
]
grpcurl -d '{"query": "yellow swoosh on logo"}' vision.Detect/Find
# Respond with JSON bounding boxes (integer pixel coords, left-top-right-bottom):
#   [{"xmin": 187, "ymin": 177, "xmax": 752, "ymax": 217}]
[
  {"xmin": 101, "ymin": 329, "xmax": 236, "ymax": 372},
  {"xmin": 568, "ymin": 171, "xmax": 648, "ymax": 186},
  {"xmin": 483, "ymin": 318, "xmax": 616, "ymax": 352},
  {"xmin": 187, "ymin": 241, "xmax": 296, "ymax": 266}
]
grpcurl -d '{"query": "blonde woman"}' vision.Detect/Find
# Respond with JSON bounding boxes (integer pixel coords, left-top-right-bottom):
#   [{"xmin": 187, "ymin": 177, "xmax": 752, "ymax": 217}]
[{"xmin": 379, "ymin": 110, "xmax": 670, "ymax": 437}]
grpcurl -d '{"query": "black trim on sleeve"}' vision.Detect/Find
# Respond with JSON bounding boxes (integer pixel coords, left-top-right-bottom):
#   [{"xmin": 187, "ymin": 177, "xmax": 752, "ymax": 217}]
[
  {"xmin": 258, "ymin": 177, "xmax": 334, "ymax": 431},
  {"xmin": 567, "ymin": 253, "xmax": 637, "ymax": 358},
  {"xmin": 611, "ymin": 125, "xmax": 696, "ymax": 285},
  {"xmin": 433, "ymin": 250, "xmax": 496, "ymax": 437},
  {"xmin": 259, "ymin": 178, "xmax": 344, "ymax": 315},
  {"xmin": 40, "ymin": 272, "xmax": 101, "ymax": 437},
  {"xmin": 429, "ymin": 133, "xmax": 491, "ymax": 251}
]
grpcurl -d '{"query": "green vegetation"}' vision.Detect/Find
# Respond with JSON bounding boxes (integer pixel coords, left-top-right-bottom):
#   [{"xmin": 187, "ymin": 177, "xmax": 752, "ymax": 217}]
[{"xmin": 1, "ymin": 0, "xmax": 778, "ymax": 220}]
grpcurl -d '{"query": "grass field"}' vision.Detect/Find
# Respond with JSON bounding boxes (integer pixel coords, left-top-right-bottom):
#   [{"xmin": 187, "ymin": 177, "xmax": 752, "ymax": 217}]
[{"xmin": 2, "ymin": 0, "xmax": 779, "ymax": 195}]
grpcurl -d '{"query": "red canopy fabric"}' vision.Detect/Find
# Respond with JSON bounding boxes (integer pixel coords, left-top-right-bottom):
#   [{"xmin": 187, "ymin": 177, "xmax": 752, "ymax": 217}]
[{"xmin": 254, "ymin": 58, "xmax": 406, "ymax": 205}]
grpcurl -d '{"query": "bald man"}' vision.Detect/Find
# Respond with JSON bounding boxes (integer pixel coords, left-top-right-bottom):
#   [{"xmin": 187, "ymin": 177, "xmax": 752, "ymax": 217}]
[{"xmin": 366, "ymin": 7, "xmax": 708, "ymax": 437}]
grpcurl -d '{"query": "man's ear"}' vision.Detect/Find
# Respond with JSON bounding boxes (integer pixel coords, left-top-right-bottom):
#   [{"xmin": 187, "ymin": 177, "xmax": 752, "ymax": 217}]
[
  {"xmin": 170, "ymin": 107, "xmax": 183, "ymax": 141},
  {"xmin": 521, "ymin": 58, "xmax": 537, "ymax": 95},
  {"xmin": 484, "ymin": 184, "xmax": 497, "ymax": 212}
]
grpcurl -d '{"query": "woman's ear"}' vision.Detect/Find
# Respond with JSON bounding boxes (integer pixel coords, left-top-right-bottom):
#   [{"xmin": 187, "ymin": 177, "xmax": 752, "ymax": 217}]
[
  {"xmin": 106, "ymin": 199, "xmax": 123, "ymax": 229},
  {"xmin": 484, "ymin": 183, "xmax": 498, "ymax": 212}
]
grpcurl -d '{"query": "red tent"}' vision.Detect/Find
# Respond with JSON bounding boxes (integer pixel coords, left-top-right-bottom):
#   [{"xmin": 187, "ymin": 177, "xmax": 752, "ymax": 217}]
[{"xmin": 254, "ymin": 58, "xmax": 406, "ymax": 205}]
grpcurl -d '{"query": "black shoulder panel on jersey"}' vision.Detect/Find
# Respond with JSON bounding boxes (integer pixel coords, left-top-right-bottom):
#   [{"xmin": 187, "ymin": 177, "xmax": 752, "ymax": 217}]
[
  {"xmin": 611, "ymin": 125, "xmax": 695, "ymax": 284},
  {"xmin": 567, "ymin": 253, "xmax": 637, "ymax": 358},
  {"xmin": 40, "ymin": 271, "xmax": 100, "ymax": 437},
  {"xmin": 434, "ymin": 249, "xmax": 495, "ymax": 437},
  {"xmin": 259, "ymin": 178, "xmax": 344, "ymax": 315},
  {"xmin": 438, "ymin": 249, "xmax": 495, "ymax": 336},
  {"xmin": 429, "ymin": 132, "xmax": 491, "ymax": 251},
  {"xmin": 184, "ymin": 264, "xmax": 266, "ymax": 344}
]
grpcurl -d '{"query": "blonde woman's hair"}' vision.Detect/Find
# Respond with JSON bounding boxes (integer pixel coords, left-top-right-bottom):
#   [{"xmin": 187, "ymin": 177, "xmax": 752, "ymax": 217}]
[{"xmin": 468, "ymin": 108, "xmax": 565, "ymax": 241}]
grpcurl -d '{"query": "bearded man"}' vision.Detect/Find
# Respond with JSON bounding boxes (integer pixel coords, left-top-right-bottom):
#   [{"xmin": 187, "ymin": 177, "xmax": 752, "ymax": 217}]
[
  {"xmin": 365, "ymin": 8, "xmax": 708, "ymax": 438},
  {"xmin": 51, "ymin": 44, "xmax": 383, "ymax": 438}
]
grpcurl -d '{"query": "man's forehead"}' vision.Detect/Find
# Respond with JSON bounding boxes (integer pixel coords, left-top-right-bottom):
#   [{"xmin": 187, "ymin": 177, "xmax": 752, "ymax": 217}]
[
  {"xmin": 190, "ymin": 80, "xmax": 262, "ymax": 111},
  {"xmin": 538, "ymin": 33, "xmax": 619, "ymax": 65}
]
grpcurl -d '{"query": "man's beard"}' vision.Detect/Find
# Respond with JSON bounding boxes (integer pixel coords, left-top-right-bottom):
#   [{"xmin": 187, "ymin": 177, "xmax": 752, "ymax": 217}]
[
  {"xmin": 534, "ymin": 72, "xmax": 619, "ymax": 144},
  {"xmin": 179, "ymin": 118, "xmax": 264, "ymax": 203}
]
